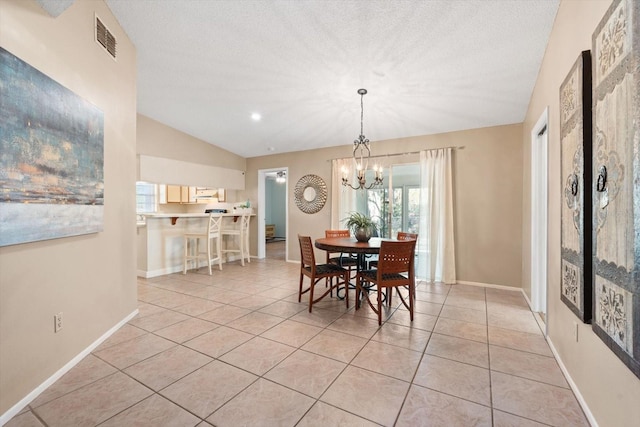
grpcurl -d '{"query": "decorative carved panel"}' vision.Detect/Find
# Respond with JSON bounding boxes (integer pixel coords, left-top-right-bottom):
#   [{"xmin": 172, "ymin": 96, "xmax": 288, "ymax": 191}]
[
  {"xmin": 591, "ymin": 0, "xmax": 640, "ymax": 379},
  {"xmin": 560, "ymin": 50, "xmax": 592, "ymax": 322}
]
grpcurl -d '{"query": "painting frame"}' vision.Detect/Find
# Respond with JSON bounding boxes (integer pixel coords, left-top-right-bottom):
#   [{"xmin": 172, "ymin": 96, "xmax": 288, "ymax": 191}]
[
  {"xmin": 0, "ymin": 47, "xmax": 105, "ymax": 247},
  {"xmin": 591, "ymin": 0, "xmax": 640, "ymax": 379},
  {"xmin": 559, "ymin": 50, "xmax": 593, "ymax": 323}
]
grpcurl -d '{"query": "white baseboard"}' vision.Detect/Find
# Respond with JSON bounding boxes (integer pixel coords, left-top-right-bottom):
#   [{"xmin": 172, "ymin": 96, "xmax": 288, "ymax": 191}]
[
  {"xmin": 455, "ymin": 280, "xmax": 522, "ymax": 292},
  {"xmin": 138, "ymin": 265, "xmax": 184, "ymax": 278},
  {"xmin": 546, "ymin": 337, "xmax": 598, "ymax": 427},
  {"xmin": 137, "ymin": 256, "xmax": 253, "ymax": 278},
  {"xmin": 0, "ymin": 309, "xmax": 138, "ymax": 426},
  {"xmin": 521, "ymin": 288, "xmax": 534, "ymax": 308}
]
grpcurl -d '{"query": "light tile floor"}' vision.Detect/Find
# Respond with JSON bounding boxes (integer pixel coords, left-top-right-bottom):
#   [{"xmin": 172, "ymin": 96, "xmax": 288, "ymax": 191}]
[{"xmin": 7, "ymin": 258, "xmax": 590, "ymax": 426}]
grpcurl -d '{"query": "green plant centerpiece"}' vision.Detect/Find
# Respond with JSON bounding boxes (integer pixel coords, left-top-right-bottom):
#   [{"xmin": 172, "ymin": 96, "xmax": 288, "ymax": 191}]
[{"xmin": 344, "ymin": 212, "xmax": 377, "ymax": 242}]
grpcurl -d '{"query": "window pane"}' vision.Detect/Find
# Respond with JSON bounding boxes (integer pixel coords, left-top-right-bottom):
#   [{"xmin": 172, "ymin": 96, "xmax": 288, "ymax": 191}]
[
  {"xmin": 136, "ymin": 182, "xmax": 157, "ymax": 213},
  {"xmin": 366, "ymin": 188, "xmax": 386, "ymax": 237},
  {"xmin": 391, "ymin": 187, "xmax": 402, "ymax": 236},
  {"xmin": 407, "ymin": 186, "xmax": 420, "ymax": 234}
]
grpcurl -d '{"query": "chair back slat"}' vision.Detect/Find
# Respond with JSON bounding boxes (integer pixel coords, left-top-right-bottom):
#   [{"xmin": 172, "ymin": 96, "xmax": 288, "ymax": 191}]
[
  {"xmin": 397, "ymin": 231, "xmax": 418, "ymax": 241},
  {"xmin": 298, "ymin": 235, "xmax": 316, "ymax": 269},
  {"xmin": 325, "ymin": 229, "xmax": 350, "ymax": 238},
  {"xmin": 377, "ymin": 240, "xmax": 416, "ymax": 275}
]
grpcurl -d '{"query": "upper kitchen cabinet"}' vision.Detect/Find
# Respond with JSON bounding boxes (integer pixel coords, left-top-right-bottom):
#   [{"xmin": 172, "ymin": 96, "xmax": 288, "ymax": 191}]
[
  {"xmin": 166, "ymin": 185, "xmax": 192, "ymax": 203},
  {"xmin": 162, "ymin": 185, "xmax": 222, "ymax": 204}
]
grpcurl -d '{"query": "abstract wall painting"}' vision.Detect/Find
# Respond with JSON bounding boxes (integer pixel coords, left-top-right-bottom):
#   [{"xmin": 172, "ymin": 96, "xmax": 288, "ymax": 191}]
[
  {"xmin": 560, "ymin": 50, "xmax": 593, "ymax": 323},
  {"xmin": 0, "ymin": 47, "xmax": 104, "ymax": 246},
  {"xmin": 591, "ymin": 0, "xmax": 640, "ymax": 379}
]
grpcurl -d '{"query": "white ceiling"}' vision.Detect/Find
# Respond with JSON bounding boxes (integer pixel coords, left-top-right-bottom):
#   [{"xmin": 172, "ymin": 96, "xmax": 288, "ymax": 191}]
[{"xmin": 105, "ymin": 0, "xmax": 559, "ymax": 159}]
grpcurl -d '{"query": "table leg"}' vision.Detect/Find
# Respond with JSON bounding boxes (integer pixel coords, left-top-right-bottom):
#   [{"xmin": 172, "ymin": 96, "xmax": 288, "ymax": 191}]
[
  {"xmin": 336, "ymin": 253, "xmax": 361, "ymax": 300},
  {"xmin": 336, "ymin": 253, "xmax": 384, "ymax": 302}
]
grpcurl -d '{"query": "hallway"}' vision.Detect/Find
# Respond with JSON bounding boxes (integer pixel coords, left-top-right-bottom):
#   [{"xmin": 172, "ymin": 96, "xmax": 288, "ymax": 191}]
[{"xmin": 266, "ymin": 239, "xmax": 286, "ymax": 261}]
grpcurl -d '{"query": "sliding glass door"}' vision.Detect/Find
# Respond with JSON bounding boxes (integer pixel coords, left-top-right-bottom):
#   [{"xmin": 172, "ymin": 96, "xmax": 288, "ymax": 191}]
[{"xmin": 354, "ymin": 163, "xmax": 420, "ymax": 238}]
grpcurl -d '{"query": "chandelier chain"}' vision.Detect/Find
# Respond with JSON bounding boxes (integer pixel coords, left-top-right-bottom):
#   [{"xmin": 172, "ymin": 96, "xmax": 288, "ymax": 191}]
[{"xmin": 360, "ymin": 92, "xmax": 364, "ymax": 137}]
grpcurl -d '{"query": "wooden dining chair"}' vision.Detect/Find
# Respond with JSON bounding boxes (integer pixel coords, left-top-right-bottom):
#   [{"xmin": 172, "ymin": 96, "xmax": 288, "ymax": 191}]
[
  {"xmin": 325, "ymin": 229, "xmax": 358, "ymax": 278},
  {"xmin": 298, "ymin": 235, "xmax": 349, "ymax": 312},
  {"xmin": 356, "ymin": 239, "xmax": 417, "ymax": 325},
  {"xmin": 368, "ymin": 231, "xmax": 418, "ymax": 269}
]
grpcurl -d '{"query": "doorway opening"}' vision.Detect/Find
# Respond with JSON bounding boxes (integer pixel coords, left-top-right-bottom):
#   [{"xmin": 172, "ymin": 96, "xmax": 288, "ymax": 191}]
[
  {"xmin": 531, "ymin": 108, "xmax": 548, "ymax": 329},
  {"xmin": 258, "ymin": 167, "xmax": 288, "ymax": 260}
]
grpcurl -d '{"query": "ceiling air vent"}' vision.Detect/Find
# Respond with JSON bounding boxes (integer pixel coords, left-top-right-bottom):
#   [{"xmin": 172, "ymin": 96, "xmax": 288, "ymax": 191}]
[{"xmin": 95, "ymin": 15, "xmax": 117, "ymax": 59}]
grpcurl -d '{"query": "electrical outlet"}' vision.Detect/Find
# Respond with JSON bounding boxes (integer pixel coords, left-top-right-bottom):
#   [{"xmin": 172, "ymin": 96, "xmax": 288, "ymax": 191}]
[{"xmin": 54, "ymin": 312, "xmax": 63, "ymax": 333}]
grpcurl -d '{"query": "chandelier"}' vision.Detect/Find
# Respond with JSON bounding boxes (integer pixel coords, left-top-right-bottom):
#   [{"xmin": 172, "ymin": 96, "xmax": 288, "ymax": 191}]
[{"xmin": 341, "ymin": 88, "xmax": 383, "ymax": 190}]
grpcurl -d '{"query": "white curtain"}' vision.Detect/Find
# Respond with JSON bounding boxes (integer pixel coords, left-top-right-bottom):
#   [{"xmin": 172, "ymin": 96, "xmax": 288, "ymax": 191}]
[
  {"xmin": 417, "ymin": 148, "xmax": 456, "ymax": 283},
  {"xmin": 331, "ymin": 158, "xmax": 356, "ymax": 229}
]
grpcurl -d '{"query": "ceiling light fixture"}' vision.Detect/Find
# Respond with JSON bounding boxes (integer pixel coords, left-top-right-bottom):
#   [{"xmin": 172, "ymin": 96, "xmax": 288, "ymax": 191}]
[
  {"xmin": 251, "ymin": 113, "xmax": 262, "ymax": 121},
  {"xmin": 342, "ymin": 89, "xmax": 383, "ymax": 190},
  {"xmin": 276, "ymin": 171, "xmax": 286, "ymax": 184}
]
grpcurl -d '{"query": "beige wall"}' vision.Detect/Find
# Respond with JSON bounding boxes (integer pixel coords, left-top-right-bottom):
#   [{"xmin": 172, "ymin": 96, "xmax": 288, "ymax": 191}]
[
  {"xmin": 137, "ymin": 113, "xmax": 246, "ymax": 172},
  {"xmin": 0, "ymin": 0, "xmax": 137, "ymax": 415},
  {"xmin": 136, "ymin": 113, "xmax": 247, "ymax": 207},
  {"xmin": 522, "ymin": 0, "xmax": 640, "ymax": 426},
  {"xmin": 243, "ymin": 124, "xmax": 523, "ymax": 288}
]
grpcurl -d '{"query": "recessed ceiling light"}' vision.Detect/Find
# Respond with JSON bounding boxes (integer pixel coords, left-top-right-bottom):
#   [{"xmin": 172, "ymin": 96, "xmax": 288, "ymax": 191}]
[
  {"xmin": 251, "ymin": 113, "xmax": 261, "ymax": 121},
  {"xmin": 267, "ymin": 147, "xmax": 275, "ymax": 152}
]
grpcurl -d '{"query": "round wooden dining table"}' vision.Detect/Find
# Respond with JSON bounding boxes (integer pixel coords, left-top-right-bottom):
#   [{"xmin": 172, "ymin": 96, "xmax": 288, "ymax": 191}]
[
  {"xmin": 314, "ymin": 237, "xmax": 390, "ymax": 256},
  {"xmin": 315, "ymin": 237, "xmax": 394, "ymax": 298}
]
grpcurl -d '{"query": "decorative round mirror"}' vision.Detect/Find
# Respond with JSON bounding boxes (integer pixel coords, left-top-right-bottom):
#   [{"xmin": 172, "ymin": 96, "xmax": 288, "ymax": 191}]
[
  {"xmin": 303, "ymin": 186, "xmax": 316, "ymax": 201},
  {"xmin": 294, "ymin": 174, "xmax": 327, "ymax": 214}
]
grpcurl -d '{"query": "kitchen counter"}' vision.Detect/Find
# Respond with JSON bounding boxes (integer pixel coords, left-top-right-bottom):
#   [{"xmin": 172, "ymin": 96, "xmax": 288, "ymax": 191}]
[
  {"xmin": 137, "ymin": 212, "xmax": 254, "ymax": 277},
  {"xmin": 144, "ymin": 211, "xmax": 253, "ymax": 225}
]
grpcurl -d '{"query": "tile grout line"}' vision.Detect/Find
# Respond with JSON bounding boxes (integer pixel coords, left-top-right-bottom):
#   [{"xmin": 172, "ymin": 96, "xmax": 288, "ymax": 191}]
[
  {"xmin": 484, "ymin": 287, "xmax": 495, "ymax": 427},
  {"xmin": 20, "ymin": 268, "xmax": 574, "ymax": 427}
]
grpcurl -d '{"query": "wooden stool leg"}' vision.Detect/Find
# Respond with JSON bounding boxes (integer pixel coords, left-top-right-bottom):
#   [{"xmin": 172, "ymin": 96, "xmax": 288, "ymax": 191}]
[
  {"xmin": 216, "ymin": 236, "xmax": 222, "ymax": 270},
  {"xmin": 207, "ymin": 237, "xmax": 212, "ymax": 275},
  {"xmin": 239, "ymin": 234, "xmax": 245, "ymax": 266},
  {"xmin": 183, "ymin": 237, "xmax": 188, "ymax": 274},
  {"xmin": 246, "ymin": 232, "xmax": 250, "ymax": 263}
]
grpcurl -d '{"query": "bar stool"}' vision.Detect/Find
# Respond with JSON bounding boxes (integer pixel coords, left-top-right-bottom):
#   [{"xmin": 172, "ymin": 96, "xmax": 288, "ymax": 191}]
[
  {"xmin": 183, "ymin": 213, "xmax": 223, "ymax": 275},
  {"xmin": 221, "ymin": 213, "xmax": 251, "ymax": 266}
]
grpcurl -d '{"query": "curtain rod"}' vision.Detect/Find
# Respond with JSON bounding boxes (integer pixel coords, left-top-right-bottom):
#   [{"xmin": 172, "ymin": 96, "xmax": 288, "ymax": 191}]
[{"xmin": 327, "ymin": 145, "xmax": 464, "ymax": 162}]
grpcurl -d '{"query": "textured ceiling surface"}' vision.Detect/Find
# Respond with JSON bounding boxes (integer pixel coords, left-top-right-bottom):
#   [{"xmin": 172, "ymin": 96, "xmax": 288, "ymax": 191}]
[{"xmin": 105, "ymin": 0, "xmax": 559, "ymax": 158}]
